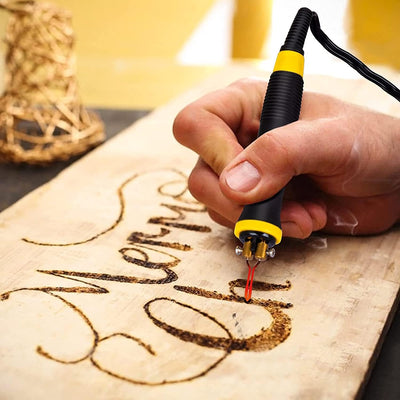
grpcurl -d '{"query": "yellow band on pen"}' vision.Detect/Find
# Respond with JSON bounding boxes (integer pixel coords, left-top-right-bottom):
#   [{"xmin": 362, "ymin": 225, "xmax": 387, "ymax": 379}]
[
  {"xmin": 273, "ymin": 50, "xmax": 304, "ymax": 76},
  {"xmin": 234, "ymin": 219, "xmax": 282, "ymax": 245}
]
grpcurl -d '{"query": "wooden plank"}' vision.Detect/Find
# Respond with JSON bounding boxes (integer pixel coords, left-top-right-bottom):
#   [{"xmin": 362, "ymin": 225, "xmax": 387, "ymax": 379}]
[{"xmin": 0, "ymin": 64, "xmax": 399, "ymax": 400}]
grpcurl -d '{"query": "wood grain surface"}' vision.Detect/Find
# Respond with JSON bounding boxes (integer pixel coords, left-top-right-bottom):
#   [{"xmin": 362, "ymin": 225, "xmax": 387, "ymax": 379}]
[{"xmin": 0, "ymin": 64, "xmax": 399, "ymax": 399}]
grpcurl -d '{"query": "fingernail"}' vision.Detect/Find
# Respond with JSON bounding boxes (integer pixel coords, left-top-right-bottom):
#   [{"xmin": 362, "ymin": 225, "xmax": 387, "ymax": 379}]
[{"xmin": 225, "ymin": 161, "xmax": 260, "ymax": 192}]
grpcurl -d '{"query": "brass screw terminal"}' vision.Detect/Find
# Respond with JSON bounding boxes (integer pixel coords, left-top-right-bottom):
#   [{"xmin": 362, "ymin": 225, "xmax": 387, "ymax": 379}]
[
  {"xmin": 255, "ymin": 240, "xmax": 268, "ymax": 261},
  {"xmin": 242, "ymin": 239, "xmax": 253, "ymax": 260},
  {"xmin": 235, "ymin": 237, "xmax": 276, "ymax": 262}
]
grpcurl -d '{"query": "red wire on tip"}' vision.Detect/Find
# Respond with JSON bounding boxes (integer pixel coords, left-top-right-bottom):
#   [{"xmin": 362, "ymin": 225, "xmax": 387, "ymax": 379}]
[{"xmin": 244, "ymin": 260, "xmax": 260, "ymax": 302}]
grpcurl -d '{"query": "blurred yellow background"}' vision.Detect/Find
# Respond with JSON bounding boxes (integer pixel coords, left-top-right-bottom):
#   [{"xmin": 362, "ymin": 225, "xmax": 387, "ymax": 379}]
[
  {"xmin": 0, "ymin": 0, "xmax": 270, "ymax": 108},
  {"xmin": 348, "ymin": 0, "xmax": 400, "ymax": 70},
  {"xmin": 0, "ymin": 0, "xmax": 398, "ymax": 109}
]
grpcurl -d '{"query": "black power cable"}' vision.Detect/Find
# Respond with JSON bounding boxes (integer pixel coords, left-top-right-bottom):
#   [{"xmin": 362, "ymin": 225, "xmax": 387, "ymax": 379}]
[{"xmin": 309, "ymin": 10, "xmax": 400, "ymax": 102}]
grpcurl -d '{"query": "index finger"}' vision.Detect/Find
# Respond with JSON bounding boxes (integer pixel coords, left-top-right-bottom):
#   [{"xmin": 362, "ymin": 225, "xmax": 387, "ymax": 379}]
[{"xmin": 173, "ymin": 78, "xmax": 266, "ymax": 175}]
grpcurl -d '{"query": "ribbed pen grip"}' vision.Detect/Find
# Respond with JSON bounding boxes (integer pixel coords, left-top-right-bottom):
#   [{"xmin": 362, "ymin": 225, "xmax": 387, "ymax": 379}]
[
  {"xmin": 258, "ymin": 70, "xmax": 303, "ymax": 135},
  {"xmin": 281, "ymin": 7, "xmax": 313, "ymax": 53}
]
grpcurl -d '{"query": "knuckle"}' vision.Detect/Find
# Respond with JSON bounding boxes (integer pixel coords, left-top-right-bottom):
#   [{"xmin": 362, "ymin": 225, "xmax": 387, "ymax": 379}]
[
  {"xmin": 207, "ymin": 209, "xmax": 233, "ymax": 228},
  {"xmin": 298, "ymin": 224, "xmax": 312, "ymax": 239},
  {"xmin": 206, "ymin": 152, "xmax": 227, "ymax": 177},
  {"xmin": 298, "ymin": 212, "xmax": 314, "ymax": 238},
  {"xmin": 172, "ymin": 105, "xmax": 196, "ymax": 145},
  {"xmin": 187, "ymin": 168, "xmax": 206, "ymax": 203},
  {"xmin": 207, "ymin": 208, "xmax": 220, "ymax": 223}
]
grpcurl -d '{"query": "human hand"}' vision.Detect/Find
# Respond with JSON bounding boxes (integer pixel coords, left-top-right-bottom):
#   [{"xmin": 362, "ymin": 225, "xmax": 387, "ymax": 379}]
[{"xmin": 173, "ymin": 78, "xmax": 400, "ymax": 238}]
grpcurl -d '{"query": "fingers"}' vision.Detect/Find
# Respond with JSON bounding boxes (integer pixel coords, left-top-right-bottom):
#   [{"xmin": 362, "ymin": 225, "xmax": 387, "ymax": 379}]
[
  {"xmin": 173, "ymin": 88, "xmax": 345, "ymax": 177},
  {"xmin": 219, "ymin": 117, "xmax": 356, "ymax": 204},
  {"xmin": 207, "ymin": 201, "xmax": 327, "ymax": 239},
  {"xmin": 188, "ymin": 157, "xmax": 328, "ymax": 238},
  {"xmin": 207, "ymin": 209, "xmax": 234, "ymax": 229},
  {"xmin": 281, "ymin": 200, "xmax": 327, "ymax": 238},
  {"xmin": 173, "ymin": 78, "xmax": 266, "ymax": 175},
  {"xmin": 188, "ymin": 158, "xmax": 242, "ymax": 222}
]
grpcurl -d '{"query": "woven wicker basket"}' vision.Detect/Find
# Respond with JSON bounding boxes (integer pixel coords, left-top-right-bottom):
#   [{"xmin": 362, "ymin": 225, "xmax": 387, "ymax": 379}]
[{"xmin": 0, "ymin": 0, "xmax": 104, "ymax": 164}]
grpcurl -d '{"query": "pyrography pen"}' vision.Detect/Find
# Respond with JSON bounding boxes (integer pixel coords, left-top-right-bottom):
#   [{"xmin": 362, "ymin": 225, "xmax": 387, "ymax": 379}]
[{"xmin": 234, "ymin": 7, "xmax": 400, "ymax": 301}]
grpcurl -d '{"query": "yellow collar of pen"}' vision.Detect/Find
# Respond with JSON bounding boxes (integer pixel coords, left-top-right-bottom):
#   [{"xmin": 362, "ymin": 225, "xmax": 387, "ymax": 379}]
[{"xmin": 273, "ymin": 50, "xmax": 304, "ymax": 77}]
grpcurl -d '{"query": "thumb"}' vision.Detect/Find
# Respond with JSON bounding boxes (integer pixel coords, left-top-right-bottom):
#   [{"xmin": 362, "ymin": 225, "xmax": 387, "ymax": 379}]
[{"xmin": 219, "ymin": 117, "xmax": 354, "ymax": 203}]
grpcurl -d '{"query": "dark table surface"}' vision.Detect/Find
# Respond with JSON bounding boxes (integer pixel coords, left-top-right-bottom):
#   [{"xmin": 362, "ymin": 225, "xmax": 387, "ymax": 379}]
[{"xmin": 0, "ymin": 108, "xmax": 399, "ymax": 399}]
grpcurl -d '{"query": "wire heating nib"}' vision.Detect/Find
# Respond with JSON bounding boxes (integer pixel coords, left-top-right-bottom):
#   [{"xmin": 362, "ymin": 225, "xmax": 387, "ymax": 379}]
[{"xmin": 244, "ymin": 260, "xmax": 260, "ymax": 302}]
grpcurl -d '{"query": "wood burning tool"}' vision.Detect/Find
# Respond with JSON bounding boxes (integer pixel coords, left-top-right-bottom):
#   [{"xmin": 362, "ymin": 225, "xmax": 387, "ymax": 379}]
[{"xmin": 234, "ymin": 7, "xmax": 400, "ymax": 302}]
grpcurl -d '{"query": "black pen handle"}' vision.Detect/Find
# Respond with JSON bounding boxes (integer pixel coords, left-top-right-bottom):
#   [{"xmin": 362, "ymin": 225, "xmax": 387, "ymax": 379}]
[{"xmin": 234, "ymin": 7, "xmax": 312, "ymax": 257}]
